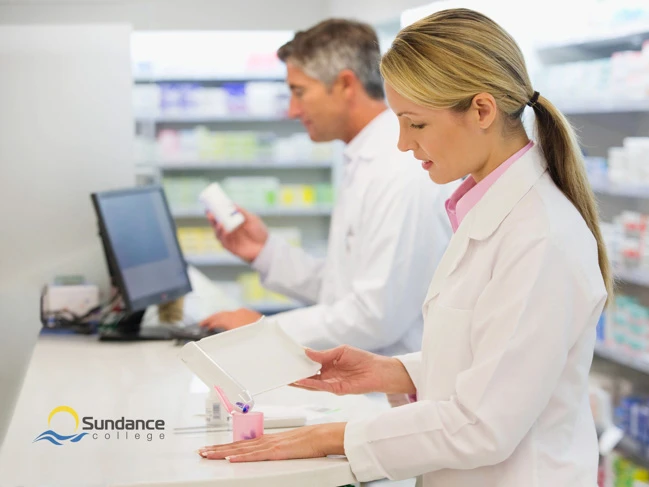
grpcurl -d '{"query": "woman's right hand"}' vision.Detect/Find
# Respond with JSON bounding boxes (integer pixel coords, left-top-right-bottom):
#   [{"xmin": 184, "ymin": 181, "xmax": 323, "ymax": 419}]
[{"xmin": 294, "ymin": 346, "xmax": 416, "ymax": 396}]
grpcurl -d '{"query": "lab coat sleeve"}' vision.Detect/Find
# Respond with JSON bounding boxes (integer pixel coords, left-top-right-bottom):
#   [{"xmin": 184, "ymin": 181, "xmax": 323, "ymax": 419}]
[
  {"xmin": 394, "ymin": 352, "xmax": 423, "ymax": 391},
  {"xmin": 268, "ymin": 174, "xmax": 437, "ymax": 351},
  {"xmin": 251, "ymin": 234, "xmax": 326, "ymax": 305},
  {"xmin": 344, "ymin": 232, "xmax": 605, "ymax": 481}
]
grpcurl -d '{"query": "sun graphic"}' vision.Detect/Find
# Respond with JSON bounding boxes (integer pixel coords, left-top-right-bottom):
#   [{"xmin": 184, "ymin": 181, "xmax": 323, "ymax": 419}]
[
  {"xmin": 33, "ymin": 405, "xmax": 87, "ymax": 446},
  {"xmin": 48, "ymin": 406, "xmax": 80, "ymax": 432}
]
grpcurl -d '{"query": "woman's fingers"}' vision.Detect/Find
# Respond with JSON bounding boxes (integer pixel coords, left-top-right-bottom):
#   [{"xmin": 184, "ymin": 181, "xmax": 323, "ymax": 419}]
[
  {"xmin": 292, "ymin": 378, "xmax": 339, "ymax": 394},
  {"xmin": 288, "ymin": 382, "xmax": 320, "ymax": 391},
  {"xmin": 304, "ymin": 347, "xmax": 342, "ymax": 365},
  {"xmin": 198, "ymin": 438, "xmax": 260, "ymax": 454},
  {"xmin": 225, "ymin": 447, "xmax": 285, "ymax": 462}
]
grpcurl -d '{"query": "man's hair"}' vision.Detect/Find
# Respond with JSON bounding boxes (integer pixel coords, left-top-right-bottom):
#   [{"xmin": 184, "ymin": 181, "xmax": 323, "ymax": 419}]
[{"xmin": 277, "ymin": 18, "xmax": 384, "ymax": 100}]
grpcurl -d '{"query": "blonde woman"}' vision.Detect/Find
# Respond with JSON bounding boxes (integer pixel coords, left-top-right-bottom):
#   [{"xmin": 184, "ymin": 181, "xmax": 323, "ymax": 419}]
[{"xmin": 198, "ymin": 9, "xmax": 612, "ymax": 486}]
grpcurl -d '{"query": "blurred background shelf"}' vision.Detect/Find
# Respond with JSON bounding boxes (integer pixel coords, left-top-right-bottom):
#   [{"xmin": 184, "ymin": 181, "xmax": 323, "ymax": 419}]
[
  {"xmin": 537, "ymin": 24, "xmax": 649, "ymax": 63},
  {"xmin": 136, "ymin": 114, "xmax": 297, "ymax": 124},
  {"xmin": 172, "ymin": 206, "xmax": 333, "ymax": 218},
  {"xmin": 185, "ymin": 254, "xmax": 246, "ymax": 267},
  {"xmin": 590, "ymin": 179, "xmax": 649, "ymax": 198},
  {"xmin": 594, "ymin": 342, "xmax": 649, "ymax": 375},
  {"xmin": 248, "ymin": 301, "xmax": 304, "ymax": 315},
  {"xmin": 157, "ymin": 160, "xmax": 333, "ymax": 171},
  {"xmin": 613, "ymin": 267, "xmax": 649, "ymax": 287},
  {"xmin": 556, "ymin": 99, "xmax": 649, "ymax": 115}
]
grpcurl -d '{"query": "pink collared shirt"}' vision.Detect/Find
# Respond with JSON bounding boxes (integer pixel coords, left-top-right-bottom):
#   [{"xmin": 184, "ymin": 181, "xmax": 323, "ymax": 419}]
[{"xmin": 445, "ymin": 141, "xmax": 534, "ymax": 232}]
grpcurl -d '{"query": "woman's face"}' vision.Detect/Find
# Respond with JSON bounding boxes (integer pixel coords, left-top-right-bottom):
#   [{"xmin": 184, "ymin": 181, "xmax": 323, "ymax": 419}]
[{"xmin": 385, "ymin": 83, "xmax": 495, "ymax": 184}]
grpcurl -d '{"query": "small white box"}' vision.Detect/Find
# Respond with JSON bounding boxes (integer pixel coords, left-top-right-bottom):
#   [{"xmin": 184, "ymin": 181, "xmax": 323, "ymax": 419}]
[{"xmin": 179, "ymin": 317, "xmax": 321, "ymax": 407}]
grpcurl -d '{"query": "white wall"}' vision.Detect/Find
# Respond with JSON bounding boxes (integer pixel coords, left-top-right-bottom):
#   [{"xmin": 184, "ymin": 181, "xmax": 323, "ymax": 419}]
[
  {"xmin": 0, "ymin": 24, "xmax": 135, "ymax": 449},
  {"xmin": 0, "ymin": 0, "xmax": 330, "ymax": 30},
  {"xmin": 329, "ymin": 0, "xmax": 432, "ymax": 24}
]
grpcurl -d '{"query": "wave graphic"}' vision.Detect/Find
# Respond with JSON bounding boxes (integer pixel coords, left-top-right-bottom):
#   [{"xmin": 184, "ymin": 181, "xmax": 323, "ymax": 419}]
[{"xmin": 33, "ymin": 430, "xmax": 88, "ymax": 446}]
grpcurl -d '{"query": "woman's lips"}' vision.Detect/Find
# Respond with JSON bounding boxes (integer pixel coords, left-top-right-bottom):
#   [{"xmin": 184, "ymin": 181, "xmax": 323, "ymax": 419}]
[{"xmin": 421, "ymin": 160, "xmax": 433, "ymax": 170}]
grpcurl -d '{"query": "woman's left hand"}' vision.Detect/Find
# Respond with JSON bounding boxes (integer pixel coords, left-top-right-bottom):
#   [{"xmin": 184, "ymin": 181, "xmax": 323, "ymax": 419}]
[{"xmin": 198, "ymin": 423, "xmax": 346, "ymax": 462}]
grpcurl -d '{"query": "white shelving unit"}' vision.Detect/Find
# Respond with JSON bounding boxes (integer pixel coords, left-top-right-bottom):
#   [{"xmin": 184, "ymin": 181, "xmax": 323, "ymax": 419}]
[
  {"xmin": 614, "ymin": 267, "xmax": 649, "ymax": 287},
  {"xmin": 594, "ymin": 342, "xmax": 649, "ymax": 375},
  {"xmin": 157, "ymin": 160, "xmax": 333, "ymax": 171},
  {"xmin": 558, "ymin": 99, "xmax": 649, "ymax": 115},
  {"xmin": 136, "ymin": 113, "xmax": 298, "ymax": 124},
  {"xmin": 537, "ymin": 24, "xmax": 649, "ymax": 63},
  {"xmin": 535, "ymin": 21, "xmax": 649, "ymax": 471},
  {"xmin": 590, "ymin": 179, "xmax": 649, "ymax": 199},
  {"xmin": 172, "ymin": 205, "xmax": 333, "ymax": 219},
  {"xmin": 184, "ymin": 254, "xmax": 245, "ymax": 267},
  {"xmin": 133, "ymin": 60, "xmax": 340, "ymax": 313}
]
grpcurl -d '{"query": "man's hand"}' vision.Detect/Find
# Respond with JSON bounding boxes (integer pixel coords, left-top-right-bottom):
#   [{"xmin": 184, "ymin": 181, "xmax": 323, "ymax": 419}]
[
  {"xmin": 208, "ymin": 208, "xmax": 268, "ymax": 263},
  {"xmin": 199, "ymin": 308, "xmax": 262, "ymax": 331}
]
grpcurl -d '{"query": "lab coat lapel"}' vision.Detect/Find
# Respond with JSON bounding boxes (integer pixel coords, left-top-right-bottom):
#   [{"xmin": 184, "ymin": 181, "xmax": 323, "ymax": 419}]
[
  {"xmin": 422, "ymin": 210, "xmax": 473, "ymax": 310},
  {"xmin": 422, "ymin": 146, "xmax": 548, "ymax": 312}
]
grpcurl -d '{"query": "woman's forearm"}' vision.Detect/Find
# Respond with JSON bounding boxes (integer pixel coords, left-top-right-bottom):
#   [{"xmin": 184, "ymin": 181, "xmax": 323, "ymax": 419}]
[{"xmin": 378, "ymin": 357, "xmax": 416, "ymax": 395}]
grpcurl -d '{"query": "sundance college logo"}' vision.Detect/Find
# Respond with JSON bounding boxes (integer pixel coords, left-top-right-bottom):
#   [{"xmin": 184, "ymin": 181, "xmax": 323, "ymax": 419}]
[{"xmin": 33, "ymin": 406, "xmax": 166, "ymax": 446}]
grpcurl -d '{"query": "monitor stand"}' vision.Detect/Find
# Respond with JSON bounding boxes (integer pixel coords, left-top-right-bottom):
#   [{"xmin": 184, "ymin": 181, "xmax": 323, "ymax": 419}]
[{"xmin": 98, "ymin": 310, "xmax": 173, "ymax": 341}]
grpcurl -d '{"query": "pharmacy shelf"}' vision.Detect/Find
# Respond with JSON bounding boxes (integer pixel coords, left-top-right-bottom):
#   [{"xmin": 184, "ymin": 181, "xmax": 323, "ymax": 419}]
[
  {"xmin": 614, "ymin": 267, "xmax": 649, "ymax": 287},
  {"xmin": 594, "ymin": 342, "xmax": 649, "ymax": 375},
  {"xmin": 157, "ymin": 161, "xmax": 333, "ymax": 171},
  {"xmin": 537, "ymin": 24, "xmax": 649, "ymax": 63},
  {"xmin": 557, "ymin": 99, "xmax": 649, "ymax": 115},
  {"xmin": 590, "ymin": 179, "xmax": 649, "ymax": 198},
  {"xmin": 185, "ymin": 254, "xmax": 246, "ymax": 267},
  {"xmin": 249, "ymin": 301, "xmax": 304, "ymax": 315},
  {"xmin": 173, "ymin": 206, "xmax": 333, "ymax": 218},
  {"xmin": 596, "ymin": 426, "xmax": 649, "ymax": 468},
  {"xmin": 134, "ymin": 75, "xmax": 285, "ymax": 84},
  {"xmin": 136, "ymin": 113, "xmax": 296, "ymax": 124}
]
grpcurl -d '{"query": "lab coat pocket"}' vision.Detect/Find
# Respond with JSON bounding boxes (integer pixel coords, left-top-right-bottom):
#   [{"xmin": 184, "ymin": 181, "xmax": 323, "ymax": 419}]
[{"xmin": 422, "ymin": 304, "xmax": 474, "ymax": 400}]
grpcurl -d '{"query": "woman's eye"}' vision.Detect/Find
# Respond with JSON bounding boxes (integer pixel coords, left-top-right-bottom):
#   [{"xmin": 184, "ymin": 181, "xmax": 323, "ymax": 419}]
[{"xmin": 410, "ymin": 123, "xmax": 426, "ymax": 129}]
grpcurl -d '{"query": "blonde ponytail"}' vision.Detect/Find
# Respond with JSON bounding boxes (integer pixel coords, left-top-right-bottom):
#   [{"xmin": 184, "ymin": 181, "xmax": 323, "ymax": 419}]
[
  {"xmin": 531, "ymin": 95, "xmax": 613, "ymax": 302},
  {"xmin": 381, "ymin": 8, "xmax": 613, "ymax": 303}
]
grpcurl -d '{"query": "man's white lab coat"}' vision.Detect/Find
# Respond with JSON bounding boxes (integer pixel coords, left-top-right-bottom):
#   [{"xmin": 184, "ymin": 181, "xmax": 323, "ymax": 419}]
[{"xmin": 252, "ymin": 110, "xmax": 453, "ymax": 355}]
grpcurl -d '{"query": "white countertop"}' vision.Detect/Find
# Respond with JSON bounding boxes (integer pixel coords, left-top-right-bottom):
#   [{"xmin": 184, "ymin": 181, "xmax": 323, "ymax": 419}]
[{"xmin": 0, "ymin": 334, "xmax": 389, "ymax": 487}]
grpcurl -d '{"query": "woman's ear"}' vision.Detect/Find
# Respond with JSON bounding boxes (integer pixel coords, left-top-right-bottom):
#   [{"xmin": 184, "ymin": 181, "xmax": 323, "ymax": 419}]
[{"xmin": 471, "ymin": 93, "xmax": 498, "ymax": 130}]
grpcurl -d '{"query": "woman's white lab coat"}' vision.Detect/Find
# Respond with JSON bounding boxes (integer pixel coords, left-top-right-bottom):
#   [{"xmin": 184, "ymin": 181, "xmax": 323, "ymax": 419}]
[{"xmin": 344, "ymin": 146, "xmax": 607, "ymax": 486}]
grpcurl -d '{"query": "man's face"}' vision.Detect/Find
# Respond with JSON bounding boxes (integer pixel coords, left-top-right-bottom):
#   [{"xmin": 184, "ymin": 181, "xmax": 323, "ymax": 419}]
[{"xmin": 285, "ymin": 62, "xmax": 348, "ymax": 142}]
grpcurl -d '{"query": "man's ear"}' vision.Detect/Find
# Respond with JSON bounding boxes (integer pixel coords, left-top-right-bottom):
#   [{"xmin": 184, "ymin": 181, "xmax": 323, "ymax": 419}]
[{"xmin": 332, "ymin": 69, "xmax": 358, "ymax": 99}]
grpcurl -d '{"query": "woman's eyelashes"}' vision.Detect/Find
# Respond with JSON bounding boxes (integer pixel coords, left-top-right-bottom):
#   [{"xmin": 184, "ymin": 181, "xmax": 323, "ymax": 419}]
[{"xmin": 410, "ymin": 123, "xmax": 426, "ymax": 129}]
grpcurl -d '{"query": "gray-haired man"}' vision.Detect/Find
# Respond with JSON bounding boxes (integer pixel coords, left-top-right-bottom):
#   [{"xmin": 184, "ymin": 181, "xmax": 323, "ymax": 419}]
[{"xmin": 201, "ymin": 19, "xmax": 453, "ymax": 359}]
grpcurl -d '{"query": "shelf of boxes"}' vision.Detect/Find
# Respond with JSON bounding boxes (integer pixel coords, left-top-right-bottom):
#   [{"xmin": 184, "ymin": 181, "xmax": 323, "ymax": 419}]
[
  {"xmin": 534, "ymin": 15, "xmax": 649, "ymax": 473},
  {"xmin": 533, "ymin": 32, "xmax": 649, "ymax": 112},
  {"xmin": 134, "ymin": 76, "xmax": 338, "ymax": 311}
]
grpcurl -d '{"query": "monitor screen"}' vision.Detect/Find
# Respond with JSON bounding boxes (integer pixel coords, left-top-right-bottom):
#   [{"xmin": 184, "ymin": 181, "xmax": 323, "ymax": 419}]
[{"xmin": 91, "ymin": 186, "xmax": 191, "ymax": 311}]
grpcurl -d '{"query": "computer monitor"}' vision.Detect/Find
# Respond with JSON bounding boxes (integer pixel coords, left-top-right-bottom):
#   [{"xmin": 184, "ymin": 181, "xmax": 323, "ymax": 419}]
[{"xmin": 91, "ymin": 185, "xmax": 192, "ymax": 340}]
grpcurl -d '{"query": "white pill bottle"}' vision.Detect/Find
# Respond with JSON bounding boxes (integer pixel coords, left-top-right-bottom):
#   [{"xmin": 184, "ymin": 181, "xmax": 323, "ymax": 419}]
[{"xmin": 199, "ymin": 182, "xmax": 245, "ymax": 232}]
